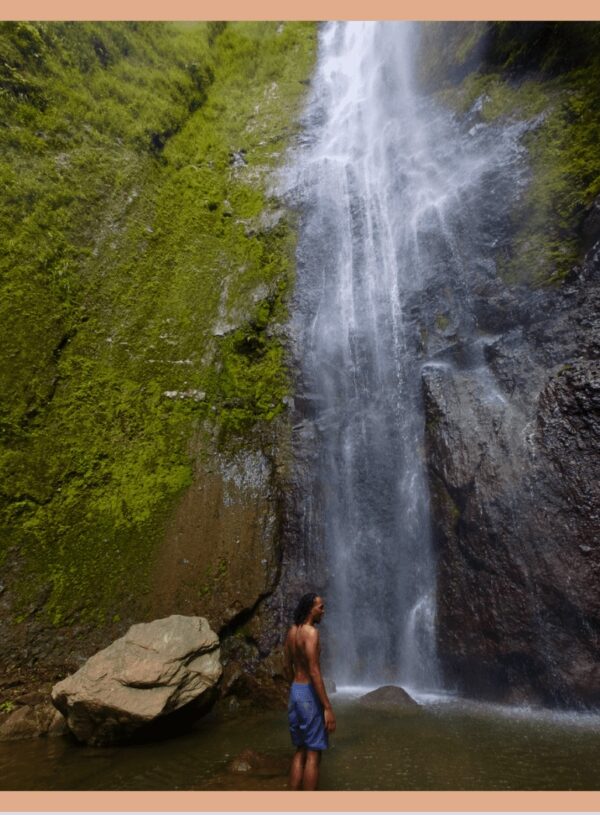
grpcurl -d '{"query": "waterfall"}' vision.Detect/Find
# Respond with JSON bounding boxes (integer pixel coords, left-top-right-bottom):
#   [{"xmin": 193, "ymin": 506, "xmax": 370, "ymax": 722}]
[{"xmin": 283, "ymin": 22, "xmax": 528, "ymax": 691}]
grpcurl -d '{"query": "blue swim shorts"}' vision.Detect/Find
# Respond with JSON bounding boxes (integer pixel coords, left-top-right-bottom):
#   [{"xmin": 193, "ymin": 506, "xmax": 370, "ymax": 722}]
[{"xmin": 288, "ymin": 682, "xmax": 329, "ymax": 751}]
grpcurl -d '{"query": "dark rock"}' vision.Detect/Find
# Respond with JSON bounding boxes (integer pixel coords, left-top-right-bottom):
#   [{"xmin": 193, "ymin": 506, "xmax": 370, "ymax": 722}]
[
  {"xmin": 423, "ymin": 242, "xmax": 600, "ymax": 708},
  {"xmin": 358, "ymin": 685, "xmax": 419, "ymax": 709},
  {"xmin": 581, "ymin": 195, "xmax": 600, "ymax": 255},
  {"xmin": 221, "ymin": 695, "xmax": 241, "ymax": 716},
  {"xmin": 15, "ymin": 691, "xmax": 47, "ymax": 706},
  {"xmin": 219, "ymin": 648, "xmax": 288, "ymax": 709}
]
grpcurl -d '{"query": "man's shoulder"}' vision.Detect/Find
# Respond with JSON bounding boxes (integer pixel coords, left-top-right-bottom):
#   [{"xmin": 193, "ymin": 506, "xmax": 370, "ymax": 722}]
[{"xmin": 304, "ymin": 624, "xmax": 319, "ymax": 640}]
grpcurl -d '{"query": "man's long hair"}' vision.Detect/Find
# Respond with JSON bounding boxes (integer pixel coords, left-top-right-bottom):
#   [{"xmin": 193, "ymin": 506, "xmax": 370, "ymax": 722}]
[{"xmin": 293, "ymin": 592, "xmax": 318, "ymax": 626}]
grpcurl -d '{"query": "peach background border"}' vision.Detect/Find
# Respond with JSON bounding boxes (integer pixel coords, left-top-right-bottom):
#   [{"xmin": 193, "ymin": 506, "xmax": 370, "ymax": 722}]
[
  {"xmin": 2, "ymin": 0, "xmax": 600, "ymax": 811},
  {"xmin": 2, "ymin": 0, "xmax": 600, "ymax": 19},
  {"xmin": 2, "ymin": 789, "xmax": 600, "ymax": 809}
]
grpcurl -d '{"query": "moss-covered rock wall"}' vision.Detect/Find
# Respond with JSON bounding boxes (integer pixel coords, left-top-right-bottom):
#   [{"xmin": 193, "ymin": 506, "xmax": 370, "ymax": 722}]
[
  {"xmin": 0, "ymin": 21, "xmax": 316, "ymax": 697},
  {"xmin": 417, "ymin": 22, "xmax": 600, "ymax": 284}
]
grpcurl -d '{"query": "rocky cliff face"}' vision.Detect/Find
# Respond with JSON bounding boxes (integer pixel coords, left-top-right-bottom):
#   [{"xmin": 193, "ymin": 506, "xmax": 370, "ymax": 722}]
[
  {"xmin": 424, "ymin": 252, "xmax": 600, "ymax": 706},
  {"xmin": 418, "ymin": 23, "xmax": 600, "ymax": 707}
]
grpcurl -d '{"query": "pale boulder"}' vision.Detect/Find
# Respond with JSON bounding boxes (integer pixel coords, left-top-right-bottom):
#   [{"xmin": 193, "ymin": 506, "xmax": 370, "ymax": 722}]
[{"xmin": 51, "ymin": 615, "xmax": 221, "ymax": 745}]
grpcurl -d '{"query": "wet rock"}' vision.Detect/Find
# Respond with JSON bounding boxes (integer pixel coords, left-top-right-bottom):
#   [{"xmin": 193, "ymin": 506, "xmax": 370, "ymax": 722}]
[
  {"xmin": 226, "ymin": 748, "xmax": 288, "ymax": 776},
  {"xmin": 220, "ymin": 648, "xmax": 288, "ymax": 709},
  {"xmin": 0, "ymin": 706, "xmax": 40, "ymax": 740},
  {"xmin": 162, "ymin": 389, "xmax": 205, "ymax": 402},
  {"xmin": 150, "ymin": 432, "xmax": 283, "ymax": 636},
  {"xmin": 51, "ymin": 615, "xmax": 221, "ymax": 746},
  {"xmin": 14, "ymin": 691, "xmax": 47, "ymax": 706},
  {"xmin": 581, "ymin": 194, "xmax": 600, "ymax": 255},
  {"xmin": 221, "ymin": 695, "xmax": 241, "ymax": 716},
  {"xmin": 358, "ymin": 685, "xmax": 419, "ymax": 709},
  {"xmin": 46, "ymin": 707, "xmax": 68, "ymax": 736},
  {"xmin": 423, "ymin": 245, "xmax": 600, "ymax": 708},
  {"xmin": 0, "ymin": 703, "xmax": 66, "ymax": 741},
  {"xmin": 230, "ymin": 149, "xmax": 247, "ymax": 168}
]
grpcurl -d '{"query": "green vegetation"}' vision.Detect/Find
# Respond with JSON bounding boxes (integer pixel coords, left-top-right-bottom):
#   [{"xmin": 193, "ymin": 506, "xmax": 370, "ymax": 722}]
[
  {"xmin": 0, "ymin": 22, "xmax": 316, "ymax": 627},
  {"xmin": 198, "ymin": 556, "xmax": 229, "ymax": 599},
  {"xmin": 419, "ymin": 22, "xmax": 600, "ymax": 284},
  {"xmin": 434, "ymin": 313, "xmax": 450, "ymax": 331}
]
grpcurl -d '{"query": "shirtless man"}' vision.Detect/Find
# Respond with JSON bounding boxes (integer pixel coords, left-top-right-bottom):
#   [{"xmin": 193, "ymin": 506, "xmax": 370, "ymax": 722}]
[{"xmin": 284, "ymin": 592, "xmax": 336, "ymax": 791}]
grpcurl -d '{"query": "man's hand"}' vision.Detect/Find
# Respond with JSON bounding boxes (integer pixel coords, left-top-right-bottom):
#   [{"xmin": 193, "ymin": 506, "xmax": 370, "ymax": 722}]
[{"xmin": 324, "ymin": 707, "xmax": 336, "ymax": 733}]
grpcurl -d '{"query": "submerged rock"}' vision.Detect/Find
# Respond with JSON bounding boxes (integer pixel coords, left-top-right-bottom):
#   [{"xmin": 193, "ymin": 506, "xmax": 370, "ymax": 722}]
[
  {"xmin": 0, "ymin": 703, "xmax": 66, "ymax": 741},
  {"xmin": 358, "ymin": 685, "xmax": 419, "ymax": 709},
  {"xmin": 51, "ymin": 615, "xmax": 221, "ymax": 746},
  {"xmin": 227, "ymin": 747, "xmax": 288, "ymax": 776}
]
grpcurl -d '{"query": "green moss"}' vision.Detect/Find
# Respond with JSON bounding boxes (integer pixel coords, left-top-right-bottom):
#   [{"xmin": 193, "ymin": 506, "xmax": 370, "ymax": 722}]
[
  {"xmin": 425, "ymin": 415, "xmax": 440, "ymax": 432},
  {"xmin": 434, "ymin": 313, "xmax": 450, "ymax": 331},
  {"xmin": 0, "ymin": 22, "xmax": 316, "ymax": 627},
  {"xmin": 425, "ymin": 22, "xmax": 600, "ymax": 285},
  {"xmin": 417, "ymin": 22, "xmax": 489, "ymax": 91},
  {"xmin": 514, "ymin": 71, "xmax": 600, "ymax": 283},
  {"xmin": 198, "ymin": 556, "xmax": 229, "ymax": 600}
]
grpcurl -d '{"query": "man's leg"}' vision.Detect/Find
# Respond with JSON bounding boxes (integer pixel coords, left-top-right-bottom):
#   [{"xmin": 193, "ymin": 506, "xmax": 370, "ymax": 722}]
[
  {"xmin": 289, "ymin": 747, "xmax": 306, "ymax": 790},
  {"xmin": 302, "ymin": 749, "xmax": 321, "ymax": 790}
]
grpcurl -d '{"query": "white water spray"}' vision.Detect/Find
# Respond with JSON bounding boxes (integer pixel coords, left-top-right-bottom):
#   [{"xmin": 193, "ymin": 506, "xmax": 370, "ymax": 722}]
[{"xmin": 284, "ymin": 22, "xmax": 528, "ymax": 691}]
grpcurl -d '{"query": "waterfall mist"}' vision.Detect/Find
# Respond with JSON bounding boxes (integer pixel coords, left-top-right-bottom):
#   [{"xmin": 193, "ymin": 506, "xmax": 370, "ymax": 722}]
[{"xmin": 283, "ymin": 22, "xmax": 529, "ymax": 691}]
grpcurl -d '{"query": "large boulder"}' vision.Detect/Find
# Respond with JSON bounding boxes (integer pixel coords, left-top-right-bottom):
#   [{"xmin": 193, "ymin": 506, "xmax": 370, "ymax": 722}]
[{"xmin": 51, "ymin": 615, "xmax": 221, "ymax": 745}]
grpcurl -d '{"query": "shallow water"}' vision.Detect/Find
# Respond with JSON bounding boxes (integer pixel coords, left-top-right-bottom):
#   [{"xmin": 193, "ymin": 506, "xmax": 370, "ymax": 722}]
[{"xmin": 3, "ymin": 694, "xmax": 600, "ymax": 790}]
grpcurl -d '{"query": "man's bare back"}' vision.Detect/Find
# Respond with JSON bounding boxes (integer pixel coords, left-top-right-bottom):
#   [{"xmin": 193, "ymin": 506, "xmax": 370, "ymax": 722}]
[{"xmin": 286, "ymin": 623, "xmax": 317, "ymax": 683}]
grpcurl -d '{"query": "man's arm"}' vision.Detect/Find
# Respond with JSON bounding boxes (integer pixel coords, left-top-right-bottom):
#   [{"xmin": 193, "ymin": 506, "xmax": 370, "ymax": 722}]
[
  {"xmin": 305, "ymin": 628, "xmax": 336, "ymax": 733},
  {"xmin": 283, "ymin": 628, "xmax": 294, "ymax": 683}
]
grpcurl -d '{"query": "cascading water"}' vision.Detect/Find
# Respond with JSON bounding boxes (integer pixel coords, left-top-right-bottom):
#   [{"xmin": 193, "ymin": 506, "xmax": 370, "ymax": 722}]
[{"xmin": 284, "ymin": 22, "xmax": 529, "ymax": 691}]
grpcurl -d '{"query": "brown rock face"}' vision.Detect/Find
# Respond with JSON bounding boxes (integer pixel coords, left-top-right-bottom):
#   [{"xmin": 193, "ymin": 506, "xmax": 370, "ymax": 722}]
[
  {"xmin": 51, "ymin": 615, "xmax": 221, "ymax": 745},
  {"xmin": 144, "ymin": 423, "xmax": 297, "ymax": 711},
  {"xmin": 423, "ymin": 250, "xmax": 600, "ymax": 708},
  {"xmin": 150, "ymin": 431, "xmax": 284, "ymax": 635}
]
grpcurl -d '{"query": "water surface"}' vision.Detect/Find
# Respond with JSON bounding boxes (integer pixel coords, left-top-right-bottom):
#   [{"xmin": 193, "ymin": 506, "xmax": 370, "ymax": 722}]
[{"xmin": 3, "ymin": 695, "xmax": 600, "ymax": 790}]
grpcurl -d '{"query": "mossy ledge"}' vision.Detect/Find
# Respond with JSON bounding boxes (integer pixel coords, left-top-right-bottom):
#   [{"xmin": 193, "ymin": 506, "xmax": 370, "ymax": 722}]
[
  {"xmin": 0, "ymin": 21, "xmax": 317, "ymax": 667},
  {"xmin": 417, "ymin": 22, "xmax": 600, "ymax": 284}
]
